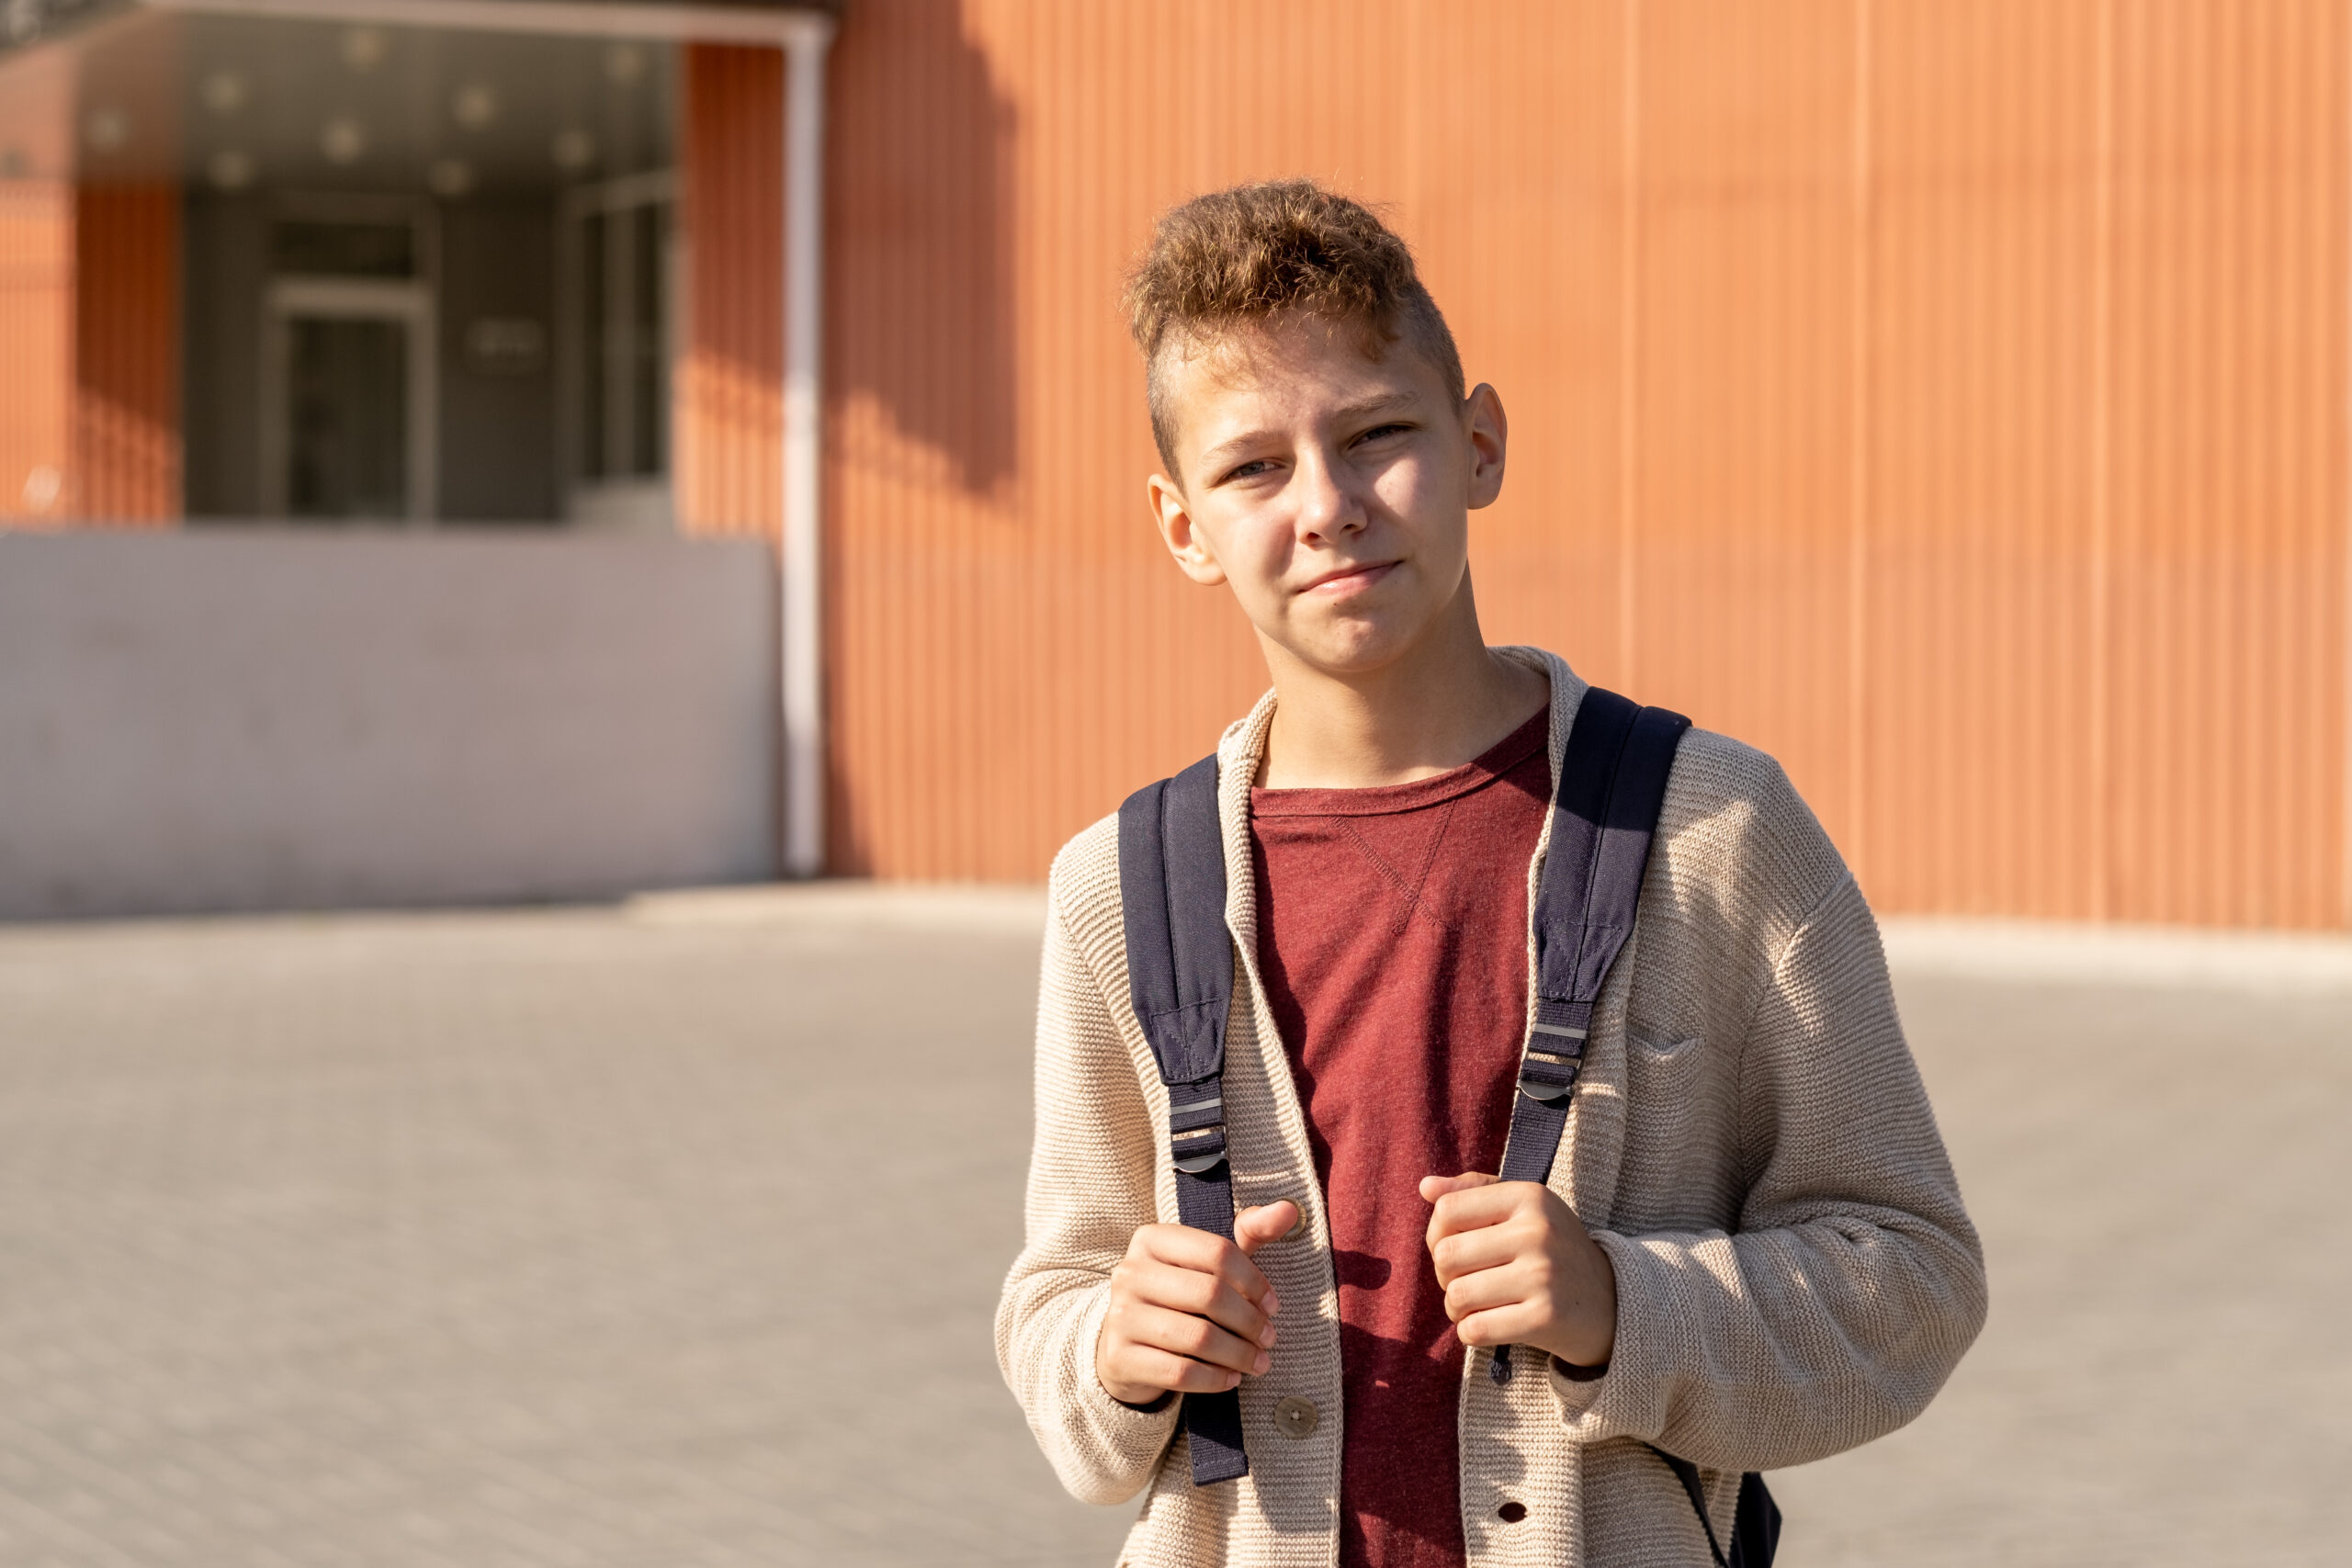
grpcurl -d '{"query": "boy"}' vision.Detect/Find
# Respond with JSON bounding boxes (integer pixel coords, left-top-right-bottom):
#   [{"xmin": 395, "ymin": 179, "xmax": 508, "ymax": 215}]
[{"xmin": 996, "ymin": 180, "xmax": 1985, "ymax": 1568}]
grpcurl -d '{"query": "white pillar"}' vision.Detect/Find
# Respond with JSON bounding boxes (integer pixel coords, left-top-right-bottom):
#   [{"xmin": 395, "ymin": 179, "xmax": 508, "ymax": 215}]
[{"xmin": 780, "ymin": 18, "xmax": 833, "ymax": 878}]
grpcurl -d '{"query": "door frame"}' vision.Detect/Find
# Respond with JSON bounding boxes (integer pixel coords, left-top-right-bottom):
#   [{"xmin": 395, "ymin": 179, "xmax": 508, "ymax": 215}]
[
  {"xmin": 258, "ymin": 276, "xmax": 438, "ymax": 524},
  {"xmin": 558, "ymin": 167, "xmax": 678, "ymax": 531}
]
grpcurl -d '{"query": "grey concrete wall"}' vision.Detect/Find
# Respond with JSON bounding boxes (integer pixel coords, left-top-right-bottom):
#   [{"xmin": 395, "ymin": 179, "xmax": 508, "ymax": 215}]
[{"xmin": 0, "ymin": 530, "xmax": 776, "ymax": 919}]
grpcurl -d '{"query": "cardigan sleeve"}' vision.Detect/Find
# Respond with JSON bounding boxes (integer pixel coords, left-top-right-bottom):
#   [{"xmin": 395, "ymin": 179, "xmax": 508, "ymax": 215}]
[
  {"xmin": 993, "ymin": 840, "xmax": 1180, "ymax": 1504},
  {"xmin": 1550, "ymin": 868, "xmax": 1990, "ymax": 1471}
]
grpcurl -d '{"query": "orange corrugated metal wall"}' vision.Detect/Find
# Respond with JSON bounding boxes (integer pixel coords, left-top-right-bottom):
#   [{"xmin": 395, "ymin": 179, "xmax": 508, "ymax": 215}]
[
  {"xmin": 677, "ymin": 43, "xmax": 785, "ymax": 541},
  {"xmin": 72, "ymin": 183, "xmax": 179, "ymax": 525},
  {"xmin": 0, "ymin": 178, "xmax": 176, "ymax": 525},
  {"xmin": 0, "ymin": 179, "xmax": 73, "ymax": 524},
  {"xmin": 821, "ymin": 0, "xmax": 2349, "ymax": 929}
]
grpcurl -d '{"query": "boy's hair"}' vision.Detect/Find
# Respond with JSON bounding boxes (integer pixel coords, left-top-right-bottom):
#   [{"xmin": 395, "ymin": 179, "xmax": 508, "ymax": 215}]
[{"xmin": 1124, "ymin": 179, "xmax": 1466, "ymax": 476}]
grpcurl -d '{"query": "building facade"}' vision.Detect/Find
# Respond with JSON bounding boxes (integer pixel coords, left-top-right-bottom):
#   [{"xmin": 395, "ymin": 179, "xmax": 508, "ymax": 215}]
[{"xmin": 3, "ymin": 0, "xmax": 2347, "ymax": 929}]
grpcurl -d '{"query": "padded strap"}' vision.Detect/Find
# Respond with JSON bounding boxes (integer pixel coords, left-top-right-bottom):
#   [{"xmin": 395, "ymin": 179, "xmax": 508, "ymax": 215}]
[
  {"xmin": 1489, "ymin": 690, "xmax": 1689, "ymax": 1384},
  {"xmin": 1645, "ymin": 1446, "xmax": 1732, "ymax": 1568},
  {"xmin": 1732, "ymin": 1469, "xmax": 1782, "ymax": 1568},
  {"xmin": 1641, "ymin": 1449, "xmax": 1780, "ymax": 1568},
  {"xmin": 1117, "ymin": 753, "xmax": 1248, "ymax": 1485},
  {"xmin": 1117, "ymin": 755, "xmax": 1232, "ymax": 1088},
  {"xmin": 1168, "ymin": 1151, "xmax": 1248, "ymax": 1482}
]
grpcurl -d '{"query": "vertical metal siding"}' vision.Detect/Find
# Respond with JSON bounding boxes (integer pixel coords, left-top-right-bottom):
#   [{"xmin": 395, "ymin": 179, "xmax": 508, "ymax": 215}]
[
  {"xmin": 1623, "ymin": 0, "xmax": 1866, "ymax": 852},
  {"xmin": 1861, "ymin": 1, "xmax": 2109, "ymax": 920},
  {"xmin": 821, "ymin": 0, "xmax": 2349, "ymax": 926},
  {"xmin": 71, "ymin": 183, "xmax": 179, "ymax": 525},
  {"xmin": 0, "ymin": 180, "xmax": 177, "ymax": 526},
  {"xmin": 0, "ymin": 179, "xmax": 73, "ymax": 525},
  {"xmin": 2102, "ymin": 2, "xmax": 2348, "ymax": 927},
  {"xmin": 677, "ymin": 43, "xmax": 785, "ymax": 543}
]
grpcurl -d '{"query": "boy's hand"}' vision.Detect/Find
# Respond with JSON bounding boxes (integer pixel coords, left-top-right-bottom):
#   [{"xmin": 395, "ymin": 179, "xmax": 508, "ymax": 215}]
[
  {"xmin": 1420, "ymin": 1173, "xmax": 1617, "ymax": 1371},
  {"xmin": 1094, "ymin": 1201, "xmax": 1297, "ymax": 1407}
]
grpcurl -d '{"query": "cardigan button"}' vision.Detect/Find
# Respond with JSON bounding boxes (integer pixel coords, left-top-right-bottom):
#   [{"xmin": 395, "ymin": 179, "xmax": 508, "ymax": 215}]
[
  {"xmin": 1281, "ymin": 1203, "xmax": 1307, "ymax": 1242},
  {"xmin": 1272, "ymin": 1396, "xmax": 1318, "ymax": 1439}
]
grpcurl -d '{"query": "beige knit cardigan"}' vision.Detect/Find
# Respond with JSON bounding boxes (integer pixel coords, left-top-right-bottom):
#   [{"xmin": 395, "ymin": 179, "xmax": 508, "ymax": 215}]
[{"xmin": 996, "ymin": 648, "xmax": 1987, "ymax": 1568}]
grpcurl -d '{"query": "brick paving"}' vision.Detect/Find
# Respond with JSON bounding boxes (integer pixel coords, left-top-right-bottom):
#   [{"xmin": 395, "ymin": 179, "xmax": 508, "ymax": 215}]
[{"xmin": 0, "ymin": 900, "xmax": 2344, "ymax": 1566}]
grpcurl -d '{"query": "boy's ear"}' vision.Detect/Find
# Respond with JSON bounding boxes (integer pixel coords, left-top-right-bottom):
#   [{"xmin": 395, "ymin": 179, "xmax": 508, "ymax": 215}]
[
  {"xmin": 1148, "ymin": 472, "xmax": 1228, "ymax": 586},
  {"xmin": 1464, "ymin": 382, "xmax": 1508, "ymax": 511}
]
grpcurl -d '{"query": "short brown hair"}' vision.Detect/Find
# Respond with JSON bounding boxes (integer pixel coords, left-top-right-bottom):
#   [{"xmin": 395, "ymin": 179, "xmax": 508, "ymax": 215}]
[{"xmin": 1123, "ymin": 179, "xmax": 1465, "ymax": 475}]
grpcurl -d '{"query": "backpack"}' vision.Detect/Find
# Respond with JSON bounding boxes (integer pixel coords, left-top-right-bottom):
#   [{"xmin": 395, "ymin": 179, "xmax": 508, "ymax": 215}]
[{"xmin": 1116, "ymin": 686, "xmax": 1779, "ymax": 1568}]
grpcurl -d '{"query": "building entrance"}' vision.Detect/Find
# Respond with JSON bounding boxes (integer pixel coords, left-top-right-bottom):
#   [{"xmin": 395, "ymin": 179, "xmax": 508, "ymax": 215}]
[
  {"xmin": 287, "ymin": 316, "xmax": 407, "ymax": 519},
  {"xmin": 255, "ymin": 199, "xmax": 437, "ymax": 525},
  {"xmin": 264, "ymin": 277, "xmax": 436, "ymax": 524}
]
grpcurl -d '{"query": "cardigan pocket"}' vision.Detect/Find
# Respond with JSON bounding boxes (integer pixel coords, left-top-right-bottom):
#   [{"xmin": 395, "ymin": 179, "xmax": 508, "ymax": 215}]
[
  {"xmin": 1625, "ymin": 1030, "xmax": 1702, "ymax": 1084},
  {"xmin": 1622, "ymin": 1030, "xmax": 1713, "ymax": 1175},
  {"xmin": 1627, "ymin": 1029, "xmax": 1699, "ymax": 1062}
]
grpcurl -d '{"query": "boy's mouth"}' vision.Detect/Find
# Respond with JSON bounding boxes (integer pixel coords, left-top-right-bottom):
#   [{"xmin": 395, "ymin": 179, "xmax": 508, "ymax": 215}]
[{"xmin": 1298, "ymin": 560, "xmax": 1398, "ymax": 597}]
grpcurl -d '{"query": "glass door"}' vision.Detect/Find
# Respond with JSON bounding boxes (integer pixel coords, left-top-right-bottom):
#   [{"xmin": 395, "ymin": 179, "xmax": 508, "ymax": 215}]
[
  {"xmin": 284, "ymin": 315, "xmax": 410, "ymax": 518},
  {"xmin": 563, "ymin": 170, "xmax": 675, "ymax": 530},
  {"xmin": 260, "ymin": 276, "xmax": 435, "ymax": 523}
]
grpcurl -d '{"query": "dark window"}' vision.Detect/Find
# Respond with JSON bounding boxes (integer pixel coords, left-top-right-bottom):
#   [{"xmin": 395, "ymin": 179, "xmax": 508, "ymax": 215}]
[{"xmin": 271, "ymin": 220, "xmax": 416, "ymax": 279}]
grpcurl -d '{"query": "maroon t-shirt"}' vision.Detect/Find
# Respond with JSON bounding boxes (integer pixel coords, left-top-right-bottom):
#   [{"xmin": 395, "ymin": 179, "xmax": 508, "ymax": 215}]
[{"xmin": 1249, "ymin": 707, "xmax": 1553, "ymax": 1568}]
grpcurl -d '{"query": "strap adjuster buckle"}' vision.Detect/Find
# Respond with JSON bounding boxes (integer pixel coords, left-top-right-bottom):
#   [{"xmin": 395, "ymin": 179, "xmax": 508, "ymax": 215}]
[{"xmin": 1170, "ymin": 1116, "xmax": 1228, "ymax": 1175}]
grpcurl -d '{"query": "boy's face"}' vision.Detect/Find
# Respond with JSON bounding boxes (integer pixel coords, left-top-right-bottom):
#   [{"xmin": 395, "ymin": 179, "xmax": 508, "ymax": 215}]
[{"xmin": 1147, "ymin": 317, "xmax": 1506, "ymax": 680}]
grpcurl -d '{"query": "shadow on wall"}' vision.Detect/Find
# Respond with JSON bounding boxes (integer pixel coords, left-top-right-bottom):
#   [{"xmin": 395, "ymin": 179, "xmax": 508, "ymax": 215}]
[{"xmin": 829, "ymin": 0, "xmax": 1018, "ymax": 501}]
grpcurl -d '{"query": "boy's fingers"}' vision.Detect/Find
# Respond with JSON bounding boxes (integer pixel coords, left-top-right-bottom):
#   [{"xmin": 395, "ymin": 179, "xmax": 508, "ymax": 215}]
[
  {"xmin": 1135, "ymin": 1223, "xmax": 1244, "ymax": 1277},
  {"xmin": 1112, "ymin": 1345, "xmax": 1243, "ymax": 1396},
  {"xmin": 1137, "ymin": 1225, "xmax": 1278, "ymax": 1314},
  {"xmin": 1123, "ymin": 1302, "xmax": 1271, "ymax": 1378},
  {"xmin": 1233, "ymin": 1201, "xmax": 1298, "ymax": 1258},
  {"xmin": 1425, "ymin": 1180, "xmax": 1558, "ymax": 1262},
  {"xmin": 1442, "ymin": 1258, "xmax": 1535, "ymax": 1322},
  {"xmin": 1122, "ymin": 1258, "xmax": 1272, "ymax": 1347},
  {"xmin": 1428, "ymin": 1221, "xmax": 1523, "ymax": 1287},
  {"xmin": 1423, "ymin": 1179, "xmax": 1530, "ymax": 1250},
  {"xmin": 1418, "ymin": 1171, "xmax": 1498, "ymax": 1203},
  {"xmin": 1452, "ymin": 1302, "xmax": 1543, "ymax": 1350}
]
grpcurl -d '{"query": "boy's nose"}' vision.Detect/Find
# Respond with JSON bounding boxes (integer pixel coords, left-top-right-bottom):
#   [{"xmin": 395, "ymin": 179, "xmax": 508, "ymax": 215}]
[{"xmin": 1292, "ymin": 455, "xmax": 1364, "ymax": 542}]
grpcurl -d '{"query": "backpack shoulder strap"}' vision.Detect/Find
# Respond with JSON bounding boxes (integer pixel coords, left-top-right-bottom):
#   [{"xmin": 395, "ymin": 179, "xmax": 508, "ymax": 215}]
[
  {"xmin": 1115, "ymin": 753, "xmax": 1248, "ymax": 1485},
  {"xmin": 1643, "ymin": 1445, "xmax": 1781, "ymax": 1568},
  {"xmin": 1488, "ymin": 687, "xmax": 1690, "ymax": 1384}
]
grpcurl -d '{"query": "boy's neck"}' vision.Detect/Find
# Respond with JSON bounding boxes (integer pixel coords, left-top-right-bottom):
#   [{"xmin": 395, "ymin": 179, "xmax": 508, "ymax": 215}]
[{"xmin": 1254, "ymin": 592, "xmax": 1550, "ymax": 790}]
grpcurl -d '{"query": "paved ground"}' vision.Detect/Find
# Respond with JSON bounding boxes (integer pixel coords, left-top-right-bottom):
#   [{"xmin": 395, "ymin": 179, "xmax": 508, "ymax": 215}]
[{"xmin": 0, "ymin": 897, "xmax": 2344, "ymax": 1566}]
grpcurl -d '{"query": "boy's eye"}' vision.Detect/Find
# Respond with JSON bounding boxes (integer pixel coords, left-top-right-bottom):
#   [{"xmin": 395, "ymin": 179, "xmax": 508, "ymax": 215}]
[
  {"xmin": 1354, "ymin": 423, "xmax": 1411, "ymax": 446},
  {"xmin": 1219, "ymin": 458, "xmax": 1275, "ymax": 484}
]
